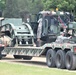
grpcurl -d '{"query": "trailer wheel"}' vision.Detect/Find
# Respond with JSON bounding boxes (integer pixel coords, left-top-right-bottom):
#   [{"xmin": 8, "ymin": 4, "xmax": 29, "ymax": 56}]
[
  {"xmin": 13, "ymin": 55, "xmax": 22, "ymax": 59},
  {"xmin": 65, "ymin": 51, "xmax": 76, "ymax": 70},
  {"xmin": 2, "ymin": 54, "xmax": 6, "ymax": 57},
  {"xmin": 0, "ymin": 50, "xmax": 2, "ymax": 59},
  {"xmin": 46, "ymin": 49, "xmax": 56, "ymax": 67},
  {"xmin": 0, "ymin": 50, "xmax": 2, "ymax": 60},
  {"xmin": 23, "ymin": 56, "xmax": 32, "ymax": 60},
  {"xmin": 55, "ymin": 50, "xmax": 65, "ymax": 69},
  {"xmin": 0, "ymin": 47, "xmax": 4, "ymax": 60},
  {"xmin": 0, "ymin": 54, "xmax": 2, "ymax": 60}
]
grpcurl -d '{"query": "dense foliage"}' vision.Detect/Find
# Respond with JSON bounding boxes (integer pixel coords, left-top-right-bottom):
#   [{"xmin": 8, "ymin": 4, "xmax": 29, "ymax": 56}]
[{"xmin": 0, "ymin": 0, "xmax": 76, "ymax": 17}]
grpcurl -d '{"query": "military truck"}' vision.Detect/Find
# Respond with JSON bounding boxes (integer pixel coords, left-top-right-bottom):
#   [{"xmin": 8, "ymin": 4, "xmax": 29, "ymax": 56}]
[
  {"xmin": 29, "ymin": 10, "xmax": 74, "ymax": 46},
  {"xmin": 0, "ymin": 17, "xmax": 76, "ymax": 70},
  {"xmin": 0, "ymin": 11, "xmax": 76, "ymax": 70}
]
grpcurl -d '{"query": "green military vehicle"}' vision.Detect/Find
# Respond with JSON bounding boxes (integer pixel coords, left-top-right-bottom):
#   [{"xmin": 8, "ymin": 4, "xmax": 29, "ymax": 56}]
[
  {"xmin": 0, "ymin": 11, "xmax": 76, "ymax": 70},
  {"xmin": 29, "ymin": 10, "xmax": 74, "ymax": 46}
]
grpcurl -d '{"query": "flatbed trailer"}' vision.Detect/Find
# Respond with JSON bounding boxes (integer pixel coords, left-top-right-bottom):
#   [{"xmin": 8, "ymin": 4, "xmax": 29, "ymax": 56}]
[
  {"xmin": 0, "ymin": 18, "xmax": 76, "ymax": 70},
  {"xmin": 0, "ymin": 42, "xmax": 76, "ymax": 70}
]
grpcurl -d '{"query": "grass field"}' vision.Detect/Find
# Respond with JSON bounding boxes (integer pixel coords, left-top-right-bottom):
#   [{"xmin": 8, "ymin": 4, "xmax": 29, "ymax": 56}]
[{"xmin": 0, "ymin": 62, "xmax": 76, "ymax": 75}]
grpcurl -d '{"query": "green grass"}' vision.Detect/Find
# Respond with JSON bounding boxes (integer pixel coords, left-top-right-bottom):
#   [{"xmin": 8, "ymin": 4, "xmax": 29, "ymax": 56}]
[{"xmin": 0, "ymin": 62, "xmax": 76, "ymax": 75}]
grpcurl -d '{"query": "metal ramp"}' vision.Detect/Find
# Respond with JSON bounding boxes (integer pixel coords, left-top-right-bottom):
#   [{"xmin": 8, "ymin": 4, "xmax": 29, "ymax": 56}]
[{"xmin": 2, "ymin": 46, "xmax": 43, "ymax": 56}]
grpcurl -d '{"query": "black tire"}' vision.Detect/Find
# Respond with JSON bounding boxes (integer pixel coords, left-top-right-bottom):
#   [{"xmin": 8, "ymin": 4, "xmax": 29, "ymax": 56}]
[
  {"xmin": 0, "ymin": 52, "xmax": 2, "ymax": 60},
  {"xmin": 65, "ymin": 51, "xmax": 76, "ymax": 70},
  {"xmin": 0, "ymin": 54, "xmax": 2, "ymax": 60},
  {"xmin": 0, "ymin": 47, "xmax": 4, "ymax": 60},
  {"xmin": 0, "ymin": 51, "xmax": 2, "ymax": 60},
  {"xmin": 55, "ymin": 50, "xmax": 65, "ymax": 69},
  {"xmin": 23, "ymin": 56, "xmax": 32, "ymax": 60},
  {"xmin": 13, "ymin": 55, "xmax": 22, "ymax": 59},
  {"xmin": 46, "ymin": 49, "xmax": 56, "ymax": 67},
  {"xmin": 2, "ymin": 54, "xmax": 6, "ymax": 57}
]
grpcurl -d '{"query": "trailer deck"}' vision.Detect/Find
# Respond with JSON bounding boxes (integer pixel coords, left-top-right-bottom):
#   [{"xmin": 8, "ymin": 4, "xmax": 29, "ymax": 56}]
[{"xmin": 1, "ymin": 42, "xmax": 76, "ymax": 57}]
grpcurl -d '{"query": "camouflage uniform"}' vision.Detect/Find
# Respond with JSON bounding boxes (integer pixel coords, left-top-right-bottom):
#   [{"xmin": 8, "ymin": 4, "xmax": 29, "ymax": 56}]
[{"xmin": 37, "ymin": 18, "xmax": 42, "ymax": 39}]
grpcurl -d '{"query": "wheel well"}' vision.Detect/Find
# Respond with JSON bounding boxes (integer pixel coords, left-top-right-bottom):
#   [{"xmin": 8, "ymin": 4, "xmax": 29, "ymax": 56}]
[
  {"xmin": 54, "ymin": 48, "xmax": 71, "ymax": 53},
  {"xmin": 41, "ymin": 47, "xmax": 52, "ymax": 56},
  {"xmin": 41, "ymin": 47, "xmax": 71, "ymax": 56},
  {"xmin": 63, "ymin": 49, "xmax": 71, "ymax": 53},
  {"xmin": 42, "ymin": 47, "xmax": 62, "ymax": 56}
]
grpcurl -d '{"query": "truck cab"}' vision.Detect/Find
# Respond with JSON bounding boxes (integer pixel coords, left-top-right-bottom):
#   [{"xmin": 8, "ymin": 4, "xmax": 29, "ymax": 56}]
[
  {"xmin": 29, "ymin": 10, "xmax": 74, "ymax": 45},
  {"xmin": 68, "ymin": 21, "xmax": 76, "ymax": 43},
  {"xmin": 29, "ymin": 11, "xmax": 61, "ymax": 45}
]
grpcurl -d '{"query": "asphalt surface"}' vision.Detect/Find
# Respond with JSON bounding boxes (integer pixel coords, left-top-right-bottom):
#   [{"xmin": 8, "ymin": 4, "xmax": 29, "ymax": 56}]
[
  {"xmin": 0, "ymin": 55, "xmax": 47, "ymax": 68},
  {"xmin": 0, "ymin": 55, "xmax": 76, "ymax": 72}
]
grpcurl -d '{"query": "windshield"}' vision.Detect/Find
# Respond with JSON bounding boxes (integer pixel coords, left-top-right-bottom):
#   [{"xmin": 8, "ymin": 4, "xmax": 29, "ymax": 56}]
[
  {"xmin": 42, "ymin": 15, "xmax": 59, "ymax": 34},
  {"xmin": 53, "ymin": 15, "xmax": 69, "ymax": 25}
]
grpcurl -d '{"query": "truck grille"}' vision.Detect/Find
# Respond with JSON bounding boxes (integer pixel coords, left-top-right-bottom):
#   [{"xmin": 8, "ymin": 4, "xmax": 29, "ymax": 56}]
[{"xmin": 17, "ymin": 32, "xmax": 30, "ymax": 34}]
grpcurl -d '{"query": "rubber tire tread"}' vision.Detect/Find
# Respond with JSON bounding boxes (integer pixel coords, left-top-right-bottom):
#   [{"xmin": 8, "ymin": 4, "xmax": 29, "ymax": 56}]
[
  {"xmin": 55, "ymin": 50, "xmax": 65, "ymax": 69},
  {"xmin": 65, "ymin": 51, "xmax": 76, "ymax": 70},
  {"xmin": 46, "ymin": 49, "xmax": 56, "ymax": 67}
]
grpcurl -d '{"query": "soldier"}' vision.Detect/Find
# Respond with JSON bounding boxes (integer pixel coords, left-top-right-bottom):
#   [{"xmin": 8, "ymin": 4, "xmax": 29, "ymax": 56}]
[
  {"xmin": 36, "ymin": 17, "xmax": 42, "ymax": 47},
  {"xmin": 56, "ymin": 32, "xmax": 72, "ymax": 43},
  {"xmin": 0, "ymin": 33, "xmax": 12, "ymax": 46}
]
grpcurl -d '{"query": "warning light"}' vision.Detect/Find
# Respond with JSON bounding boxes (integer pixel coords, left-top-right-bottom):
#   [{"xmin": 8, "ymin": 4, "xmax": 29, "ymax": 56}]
[{"xmin": 56, "ymin": 8, "xmax": 58, "ymax": 11}]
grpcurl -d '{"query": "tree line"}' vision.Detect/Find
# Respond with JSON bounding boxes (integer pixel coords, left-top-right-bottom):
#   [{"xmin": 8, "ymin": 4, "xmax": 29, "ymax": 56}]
[{"xmin": 0, "ymin": 0, "xmax": 76, "ymax": 18}]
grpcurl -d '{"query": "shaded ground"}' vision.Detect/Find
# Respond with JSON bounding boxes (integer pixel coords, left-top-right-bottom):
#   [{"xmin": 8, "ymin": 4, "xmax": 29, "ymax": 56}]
[
  {"xmin": 0, "ymin": 55, "xmax": 47, "ymax": 68},
  {"xmin": 0, "ymin": 55, "xmax": 76, "ymax": 72}
]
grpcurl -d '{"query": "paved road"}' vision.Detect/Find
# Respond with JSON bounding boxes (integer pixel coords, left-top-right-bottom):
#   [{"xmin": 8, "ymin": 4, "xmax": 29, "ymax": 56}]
[
  {"xmin": 0, "ymin": 55, "xmax": 76, "ymax": 72},
  {"xmin": 0, "ymin": 55, "xmax": 47, "ymax": 68}
]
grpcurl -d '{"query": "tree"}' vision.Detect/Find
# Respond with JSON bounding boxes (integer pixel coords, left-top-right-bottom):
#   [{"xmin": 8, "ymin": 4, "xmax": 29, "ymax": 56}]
[
  {"xmin": 42, "ymin": 0, "xmax": 76, "ymax": 13},
  {"xmin": 4, "ymin": 0, "xmax": 19, "ymax": 18},
  {"xmin": 18, "ymin": 0, "xmax": 43, "ymax": 14},
  {"xmin": 1, "ymin": 0, "xmax": 76, "ymax": 18},
  {"xmin": 0, "ymin": 0, "xmax": 5, "ymax": 10}
]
